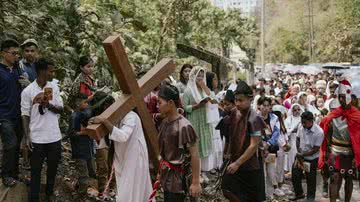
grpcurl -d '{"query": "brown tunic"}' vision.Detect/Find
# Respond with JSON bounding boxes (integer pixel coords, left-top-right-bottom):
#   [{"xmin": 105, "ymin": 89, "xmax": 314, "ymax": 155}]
[
  {"xmin": 158, "ymin": 115, "xmax": 198, "ymax": 193},
  {"xmin": 224, "ymin": 108, "xmax": 265, "ymax": 171}
]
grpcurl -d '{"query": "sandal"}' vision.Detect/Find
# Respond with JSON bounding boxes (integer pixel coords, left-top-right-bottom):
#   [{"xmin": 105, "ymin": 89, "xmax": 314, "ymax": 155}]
[{"xmin": 3, "ymin": 177, "xmax": 17, "ymax": 187}]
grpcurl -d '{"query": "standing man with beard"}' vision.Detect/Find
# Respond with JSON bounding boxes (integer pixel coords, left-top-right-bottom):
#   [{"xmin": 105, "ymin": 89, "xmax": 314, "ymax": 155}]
[
  {"xmin": 21, "ymin": 59, "xmax": 63, "ymax": 202},
  {"xmin": 318, "ymin": 80, "xmax": 360, "ymax": 202},
  {"xmin": 19, "ymin": 39, "xmax": 39, "ymax": 82}
]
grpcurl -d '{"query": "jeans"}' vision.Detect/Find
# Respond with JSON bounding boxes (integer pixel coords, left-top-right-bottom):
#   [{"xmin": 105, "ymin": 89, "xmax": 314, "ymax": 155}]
[
  {"xmin": 30, "ymin": 141, "xmax": 61, "ymax": 202},
  {"xmin": 75, "ymin": 159, "xmax": 96, "ymax": 194},
  {"xmin": 292, "ymin": 158, "xmax": 318, "ymax": 200},
  {"xmin": 0, "ymin": 119, "xmax": 22, "ymax": 179}
]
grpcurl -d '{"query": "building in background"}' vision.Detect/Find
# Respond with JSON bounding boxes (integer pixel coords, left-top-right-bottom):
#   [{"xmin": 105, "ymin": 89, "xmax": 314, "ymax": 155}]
[{"xmin": 211, "ymin": 0, "xmax": 257, "ymax": 17}]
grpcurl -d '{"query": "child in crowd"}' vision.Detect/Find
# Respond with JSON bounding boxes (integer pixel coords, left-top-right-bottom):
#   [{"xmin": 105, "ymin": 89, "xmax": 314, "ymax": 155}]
[{"xmin": 67, "ymin": 94, "xmax": 96, "ymax": 197}]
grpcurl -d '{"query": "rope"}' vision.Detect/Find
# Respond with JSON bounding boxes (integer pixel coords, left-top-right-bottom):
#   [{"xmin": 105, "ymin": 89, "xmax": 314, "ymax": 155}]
[
  {"xmin": 101, "ymin": 164, "xmax": 115, "ymax": 196},
  {"xmin": 148, "ymin": 180, "xmax": 160, "ymax": 202}
]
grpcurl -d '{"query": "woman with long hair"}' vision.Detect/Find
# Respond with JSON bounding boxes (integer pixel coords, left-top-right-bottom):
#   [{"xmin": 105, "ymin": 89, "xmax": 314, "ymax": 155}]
[{"xmin": 176, "ymin": 64, "xmax": 193, "ymax": 96}]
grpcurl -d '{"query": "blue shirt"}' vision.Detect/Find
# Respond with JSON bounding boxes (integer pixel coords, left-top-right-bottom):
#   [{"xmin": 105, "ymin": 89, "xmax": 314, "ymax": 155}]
[
  {"xmin": 68, "ymin": 111, "xmax": 95, "ymax": 160},
  {"xmin": 0, "ymin": 63, "xmax": 22, "ymax": 121},
  {"xmin": 20, "ymin": 59, "xmax": 37, "ymax": 82}
]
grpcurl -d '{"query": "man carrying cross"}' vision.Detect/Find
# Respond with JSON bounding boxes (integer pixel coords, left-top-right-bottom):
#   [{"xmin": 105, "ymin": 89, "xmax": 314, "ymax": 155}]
[
  {"xmin": 89, "ymin": 111, "xmax": 153, "ymax": 202},
  {"xmin": 85, "ymin": 35, "xmax": 176, "ymax": 201}
]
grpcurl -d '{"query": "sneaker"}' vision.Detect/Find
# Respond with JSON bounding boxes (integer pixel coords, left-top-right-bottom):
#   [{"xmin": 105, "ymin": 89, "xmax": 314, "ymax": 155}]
[
  {"xmin": 281, "ymin": 184, "xmax": 291, "ymax": 190},
  {"xmin": 284, "ymin": 189, "xmax": 294, "ymax": 195},
  {"xmin": 274, "ymin": 188, "xmax": 285, "ymax": 197}
]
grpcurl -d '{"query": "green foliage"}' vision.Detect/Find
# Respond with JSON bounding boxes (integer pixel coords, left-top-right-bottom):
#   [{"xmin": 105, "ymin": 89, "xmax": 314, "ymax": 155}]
[
  {"xmin": 263, "ymin": 0, "xmax": 359, "ymax": 64},
  {"xmin": 0, "ymin": 0, "xmax": 256, "ymax": 88}
]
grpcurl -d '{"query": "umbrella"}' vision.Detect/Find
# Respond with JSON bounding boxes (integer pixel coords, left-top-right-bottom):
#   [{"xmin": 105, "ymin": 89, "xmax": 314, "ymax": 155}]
[
  {"xmin": 301, "ymin": 65, "xmax": 322, "ymax": 75},
  {"xmin": 322, "ymin": 63, "xmax": 350, "ymax": 70},
  {"xmin": 283, "ymin": 65, "xmax": 303, "ymax": 74}
]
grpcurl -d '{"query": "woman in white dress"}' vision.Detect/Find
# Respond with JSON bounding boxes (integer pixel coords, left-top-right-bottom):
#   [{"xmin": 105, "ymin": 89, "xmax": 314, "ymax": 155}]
[
  {"xmin": 201, "ymin": 71, "xmax": 223, "ymax": 171},
  {"xmin": 284, "ymin": 103, "xmax": 303, "ymax": 172}
]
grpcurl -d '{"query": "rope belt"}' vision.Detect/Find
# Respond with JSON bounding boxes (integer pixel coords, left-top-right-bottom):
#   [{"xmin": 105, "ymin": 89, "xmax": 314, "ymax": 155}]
[{"xmin": 148, "ymin": 160, "xmax": 185, "ymax": 202}]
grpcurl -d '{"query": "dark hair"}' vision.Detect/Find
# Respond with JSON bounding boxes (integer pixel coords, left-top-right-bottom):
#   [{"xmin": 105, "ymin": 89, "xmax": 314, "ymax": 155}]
[
  {"xmin": 224, "ymin": 90, "xmax": 235, "ymax": 103},
  {"xmin": 1, "ymin": 39, "xmax": 19, "ymax": 51},
  {"xmin": 206, "ymin": 72, "xmax": 216, "ymax": 91},
  {"xmin": 259, "ymin": 87, "xmax": 266, "ymax": 95},
  {"xmin": 272, "ymin": 111, "xmax": 287, "ymax": 134},
  {"xmin": 158, "ymin": 84, "xmax": 181, "ymax": 108},
  {"xmin": 257, "ymin": 96, "xmax": 272, "ymax": 106},
  {"xmin": 34, "ymin": 58, "xmax": 54, "ymax": 74},
  {"xmin": 234, "ymin": 80, "xmax": 253, "ymax": 97},
  {"xmin": 74, "ymin": 93, "xmax": 88, "ymax": 107},
  {"xmin": 301, "ymin": 111, "xmax": 314, "ymax": 121},
  {"xmin": 179, "ymin": 64, "xmax": 193, "ymax": 85},
  {"xmin": 90, "ymin": 91, "xmax": 115, "ymax": 116},
  {"xmin": 79, "ymin": 56, "xmax": 93, "ymax": 68},
  {"xmin": 320, "ymin": 108, "xmax": 328, "ymax": 116}
]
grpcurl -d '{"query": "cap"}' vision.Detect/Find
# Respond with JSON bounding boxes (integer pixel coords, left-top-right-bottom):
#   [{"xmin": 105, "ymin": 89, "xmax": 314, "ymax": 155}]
[{"xmin": 21, "ymin": 39, "xmax": 38, "ymax": 48}]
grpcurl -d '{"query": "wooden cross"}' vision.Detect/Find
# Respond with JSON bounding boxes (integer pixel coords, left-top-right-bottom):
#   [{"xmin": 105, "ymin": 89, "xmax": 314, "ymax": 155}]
[{"xmin": 85, "ymin": 35, "xmax": 176, "ymax": 169}]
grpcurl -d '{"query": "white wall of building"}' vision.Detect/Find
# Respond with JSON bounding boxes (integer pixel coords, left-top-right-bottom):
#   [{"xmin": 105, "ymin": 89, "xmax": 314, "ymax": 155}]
[{"xmin": 211, "ymin": 0, "xmax": 257, "ymax": 16}]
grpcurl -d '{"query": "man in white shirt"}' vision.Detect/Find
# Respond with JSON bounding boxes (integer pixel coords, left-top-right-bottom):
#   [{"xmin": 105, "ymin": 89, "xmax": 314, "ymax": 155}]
[
  {"xmin": 290, "ymin": 111, "xmax": 324, "ymax": 201},
  {"xmin": 21, "ymin": 58, "xmax": 63, "ymax": 202}
]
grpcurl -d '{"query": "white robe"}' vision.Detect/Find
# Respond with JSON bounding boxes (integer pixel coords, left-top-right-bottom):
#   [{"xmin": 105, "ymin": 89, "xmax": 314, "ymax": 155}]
[
  {"xmin": 109, "ymin": 111, "xmax": 153, "ymax": 202},
  {"xmin": 284, "ymin": 116, "xmax": 301, "ymax": 171}
]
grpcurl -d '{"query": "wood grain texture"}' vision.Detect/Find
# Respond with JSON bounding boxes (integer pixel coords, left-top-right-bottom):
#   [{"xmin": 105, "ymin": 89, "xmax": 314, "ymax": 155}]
[
  {"xmin": 138, "ymin": 58, "xmax": 176, "ymax": 97},
  {"xmin": 85, "ymin": 95, "xmax": 135, "ymax": 140},
  {"xmin": 85, "ymin": 35, "xmax": 175, "ymax": 170}
]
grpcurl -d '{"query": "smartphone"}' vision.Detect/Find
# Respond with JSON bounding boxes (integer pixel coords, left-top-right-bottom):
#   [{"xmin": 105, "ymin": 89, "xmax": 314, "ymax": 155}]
[{"xmin": 44, "ymin": 87, "xmax": 53, "ymax": 101}]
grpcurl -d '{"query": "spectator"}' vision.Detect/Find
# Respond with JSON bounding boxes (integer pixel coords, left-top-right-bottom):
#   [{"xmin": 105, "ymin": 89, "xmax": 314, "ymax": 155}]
[
  {"xmin": 0, "ymin": 39, "xmax": 22, "ymax": 187},
  {"xmin": 284, "ymin": 104, "xmax": 303, "ymax": 172},
  {"xmin": 21, "ymin": 58, "xmax": 64, "ymax": 202},
  {"xmin": 175, "ymin": 64, "xmax": 193, "ymax": 96},
  {"xmin": 290, "ymin": 112, "xmax": 324, "ymax": 201},
  {"xmin": 204, "ymin": 71, "xmax": 223, "ymax": 170},
  {"xmin": 182, "ymin": 66, "xmax": 215, "ymax": 181},
  {"xmin": 67, "ymin": 94, "xmax": 96, "ymax": 197},
  {"xmin": 258, "ymin": 96, "xmax": 282, "ymax": 199},
  {"xmin": 70, "ymin": 56, "xmax": 96, "ymax": 104},
  {"xmin": 19, "ymin": 39, "xmax": 39, "ymax": 82}
]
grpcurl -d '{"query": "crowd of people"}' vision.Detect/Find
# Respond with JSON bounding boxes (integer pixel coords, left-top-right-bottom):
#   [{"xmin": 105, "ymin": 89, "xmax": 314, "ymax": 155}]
[{"xmin": 1, "ymin": 36, "xmax": 360, "ymax": 202}]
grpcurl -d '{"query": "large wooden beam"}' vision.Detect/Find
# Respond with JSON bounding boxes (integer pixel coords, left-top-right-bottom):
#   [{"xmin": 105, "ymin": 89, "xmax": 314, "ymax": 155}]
[{"xmin": 85, "ymin": 35, "xmax": 176, "ymax": 170}]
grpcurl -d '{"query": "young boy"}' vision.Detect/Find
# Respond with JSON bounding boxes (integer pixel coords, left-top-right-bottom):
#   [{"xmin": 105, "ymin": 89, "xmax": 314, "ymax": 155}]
[
  {"xmin": 221, "ymin": 80, "xmax": 266, "ymax": 202},
  {"xmin": 157, "ymin": 84, "xmax": 202, "ymax": 202},
  {"xmin": 217, "ymin": 90, "xmax": 236, "ymax": 158},
  {"xmin": 67, "ymin": 93, "xmax": 96, "ymax": 197}
]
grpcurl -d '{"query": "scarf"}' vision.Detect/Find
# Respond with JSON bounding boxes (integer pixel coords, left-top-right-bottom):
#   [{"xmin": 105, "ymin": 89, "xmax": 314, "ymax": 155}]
[
  {"xmin": 318, "ymin": 106, "xmax": 360, "ymax": 169},
  {"xmin": 187, "ymin": 66, "xmax": 207, "ymax": 103}
]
